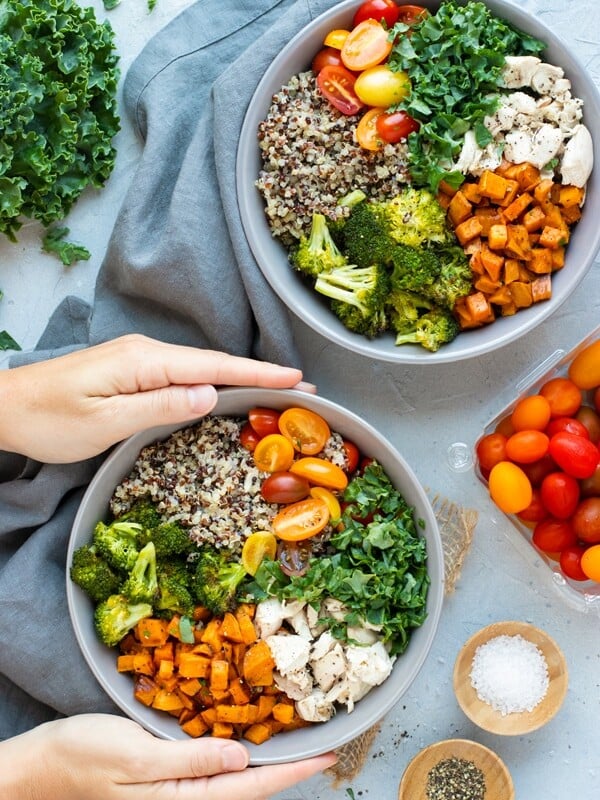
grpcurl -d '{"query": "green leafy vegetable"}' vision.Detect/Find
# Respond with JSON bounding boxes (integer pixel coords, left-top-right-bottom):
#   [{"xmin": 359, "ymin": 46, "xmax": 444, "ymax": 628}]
[
  {"xmin": 388, "ymin": 0, "xmax": 545, "ymax": 191},
  {"xmin": 248, "ymin": 462, "xmax": 429, "ymax": 655},
  {"xmin": 0, "ymin": 0, "xmax": 120, "ymax": 256},
  {"xmin": 0, "ymin": 330, "xmax": 20, "ymax": 351},
  {"xmin": 42, "ymin": 226, "xmax": 91, "ymax": 266}
]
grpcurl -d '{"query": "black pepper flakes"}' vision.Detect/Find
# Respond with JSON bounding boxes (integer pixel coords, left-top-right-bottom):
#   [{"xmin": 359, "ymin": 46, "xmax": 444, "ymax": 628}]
[{"xmin": 425, "ymin": 756, "xmax": 486, "ymax": 800}]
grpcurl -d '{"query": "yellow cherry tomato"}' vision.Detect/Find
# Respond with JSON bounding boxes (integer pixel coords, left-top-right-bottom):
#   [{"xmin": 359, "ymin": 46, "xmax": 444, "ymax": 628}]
[
  {"xmin": 241, "ymin": 531, "xmax": 278, "ymax": 575},
  {"xmin": 253, "ymin": 434, "xmax": 295, "ymax": 473},
  {"xmin": 354, "ymin": 65, "xmax": 411, "ymax": 108},
  {"xmin": 324, "ymin": 28, "xmax": 350, "ymax": 49},
  {"xmin": 488, "ymin": 460, "xmax": 533, "ymax": 514},
  {"xmin": 581, "ymin": 544, "xmax": 600, "ymax": 582},
  {"xmin": 310, "ymin": 486, "xmax": 342, "ymax": 523},
  {"xmin": 568, "ymin": 339, "xmax": 600, "ymax": 390}
]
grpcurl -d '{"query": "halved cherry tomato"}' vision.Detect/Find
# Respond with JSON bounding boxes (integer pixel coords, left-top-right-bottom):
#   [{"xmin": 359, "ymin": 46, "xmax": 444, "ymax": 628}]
[
  {"xmin": 253, "ymin": 434, "xmax": 295, "ymax": 473},
  {"xmin": 548, "ymin": 431, "xmax": 600, "ymax": 479},
  {"xmin": 272, "ymin": 497, "xmax": 330, "ymax": 541},
  {"xmin": 532, "ymin": 518, "xmax": 577, "ymax": 553},
  {"xmin": 239, "ymin": 421, "xmax": 261, "ymax": 452},
  {"xmin": 505, "ymin": 430, "xmax": 549, "ymax": 464},
  {"xmin": 341, "ymin": 19, "xmax": 393, "ymax": 71},
  {"xmin": 310, "ymin": 486, "xmax": 342, "ymax": 523},
  {"xmin": 260, "ymin": 471, "xmax": 310, "ymax": 504},
  {"xmin": 539, "ymin": 376, "xmax": 582, "ymax": 417},
  {"xmin": 560, "ymin": 544, "xmax": 589, "ymax": 581},
  {"xmin": 342, "ymin": 439, "xmax": 360, "ymax": 473},
  {"xmin": 312, "ymin": 46, "xmax": 344, "ymax": 73},
  {"xmin": 278, "ymin": 407, "xmax": 331, "ymax": 455},
  {"xmin": 353, "ymin": 0, "xmax": 402, "ymax": 29},
  {"xmin": 354, "ymin": 65, "xmax": 411, "ymax": 107},
  {"xmin": 396, "ymin": 4, "xmax": 430, "ymax": 25},
  {"xmin": 248, "ymin": 407, "xmax": 281, "ymax": 438},
  {"xmin": 241, "ymin": 531, "xmax": 277, "ymax": 575},
  {"xmin": 316, "ymin": 64, "xmax": 364, "ymax": 115},
  {"xmin": 290, "ymin": 457, "xmax": 349, "ymax": 491},
  {"xmin": 277, "ymin": 539, "xmax": 312, "ymax": 576},
  {"xmin": 488, "ymin": 461, "xmax": 532, "ymax": 514},
  {"xmin": 376, "ymin": 109, "xmax": 420, "ymax": 143},
  {"xmin": 356, "ymin": 107, "xmax": 385, "ymax": 151},
  {"xmin": 323, "ymin": 28, "xmax": 350, "ymax": 49},
  {"xmin": 540, "ymin": 471, "xmax": 580, "ymax": 519},
  {"xmin": 511, "ymin": 395, "xmax": 552, "ymax": 432}
]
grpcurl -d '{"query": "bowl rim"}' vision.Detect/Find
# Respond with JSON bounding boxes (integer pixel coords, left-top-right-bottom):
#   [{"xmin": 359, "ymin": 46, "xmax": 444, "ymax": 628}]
[
  {"xmin": 66, "ymin": 386, "xmax": 445, "ymax": 764},
  {"xmin": 236, "ymin": 0, "xmax": 600, "ymax": 364}
]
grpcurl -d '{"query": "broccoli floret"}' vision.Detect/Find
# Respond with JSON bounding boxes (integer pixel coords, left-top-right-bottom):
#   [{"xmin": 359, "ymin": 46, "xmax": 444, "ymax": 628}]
[
  {"xmin": 192, "ymin": 546, "xmax": 247, "ymax": 616},
  {"xmin": 120, "ymin": 542, "xmax": 159, "ymax": 604},
  {"xmin": 390, "ymin": 243, "xmax": 441, "ymax": 294},
  {"xmin": 315, "ymin": 263, "xmax": 390, "ymax": 338},
  {"xmin": 421, "ymin": 244, "xmax": 473, "ymax": 310},
  {"xmin": 394, "ymin": 307, "xmax": 460, "ymax": 352},
  {"xmin": 137, "ymin": 520, "xmax": 193, "ymax": 559},
  {"xmin": 93, "ymin": 520, "xmax": 142, "ymax": 572},
  {"xmin": 291, "ymin": 212, "xmax": 347, "ymax": 278},
  {"xmin": 387, "ymin": 288, "xmax": 434, "ymax": 335},
  {"xmin": 69, "ymin": 544, "xmax": 122, "ymax": 603},
  {"xmin": 94, "ymin": 594, "xmax": 153, "ymax": 647},
  {"xmin": 155, "ymin": 559, "xmax": 195, "ymax": 617},
  {"xmin": 119, "ymin": 498, "xmax": 163, "ymax": 530},
  {"xmin": 340, "ymin": 199, "xmax": 396, "ymax": 269},
  {"xmin": 381, "ymin": 187, "xmax": 453, "ymax": 248}
]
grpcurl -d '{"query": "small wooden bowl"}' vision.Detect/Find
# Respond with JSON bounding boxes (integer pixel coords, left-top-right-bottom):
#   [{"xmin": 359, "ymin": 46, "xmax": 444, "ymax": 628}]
[
  {"xmin": 398, "ymin": 738, "xmax": 514, "ymax": 800},
  {"xmin": 453, "ymin": 620, "xmax": 568, "ymax": 735}
]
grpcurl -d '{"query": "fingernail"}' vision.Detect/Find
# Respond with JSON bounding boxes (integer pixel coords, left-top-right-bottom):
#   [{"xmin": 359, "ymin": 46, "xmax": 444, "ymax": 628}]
[
  {"xmin": 187, "ymin": 384, "xmax": 218, "ymax": 413},
  {"xmin": 221, "ymin": 742, "xmax": 248, "ymax": 772},
  {"xmin": 293, "ymin": 380, "xmax": 317, "ymax": 394}
]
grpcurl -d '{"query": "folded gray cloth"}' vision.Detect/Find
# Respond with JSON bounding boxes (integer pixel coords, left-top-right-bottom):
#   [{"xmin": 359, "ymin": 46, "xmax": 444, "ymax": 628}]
[{"xmin": 0, "ymin": 0, "xmax": 336, "ymax": 737}]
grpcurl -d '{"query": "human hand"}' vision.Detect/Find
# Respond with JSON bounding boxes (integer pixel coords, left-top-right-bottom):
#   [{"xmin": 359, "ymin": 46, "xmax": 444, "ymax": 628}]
[
  {"xmin": 0, "ymin": 334, "xmax": 311, "ymax": 463},
  {"xmin": 0, "ymin": 713, "xmax": 336, "ymax": 800}
]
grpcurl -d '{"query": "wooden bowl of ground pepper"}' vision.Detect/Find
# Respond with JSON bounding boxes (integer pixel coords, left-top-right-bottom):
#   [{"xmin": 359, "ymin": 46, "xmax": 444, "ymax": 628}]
[{"xmin": 398, "ymin": 738, "xmax": 514, "ymax": 800}]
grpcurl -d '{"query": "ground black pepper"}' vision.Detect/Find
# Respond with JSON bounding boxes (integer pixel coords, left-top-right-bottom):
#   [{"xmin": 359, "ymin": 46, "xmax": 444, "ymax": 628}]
[{"xmin": 425, "ymin": 756, "xmax": 486, "ymax": 800}]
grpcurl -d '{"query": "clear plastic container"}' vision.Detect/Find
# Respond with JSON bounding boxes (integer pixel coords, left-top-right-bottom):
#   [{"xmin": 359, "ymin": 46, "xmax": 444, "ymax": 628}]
[{"xmin": 475, "ymin": 324, "xmax": 600, "ymax": 615}]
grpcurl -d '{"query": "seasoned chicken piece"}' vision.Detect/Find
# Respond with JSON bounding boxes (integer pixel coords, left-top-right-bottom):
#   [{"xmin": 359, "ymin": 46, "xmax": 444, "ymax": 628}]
[
  {"xmin": 501, "ymin": 55, "xmax": 541, "ymax": 88},
  {"xmin": 288, "ymin": 607, "xmax": 313, "ymax": 640},
  {"xmin": 306, "ymin": 603, "xmax": 326, "ymax": 637},
  {"xmin": 310, "ymin": 630, "xmax": 337, "ymax": 661},
  {"xmin": 561, "ymin": 124, "xmax": 594, "ymax": 187},
  {"xmin": 280, "ymin": 599, "xmax": 306, "ymax": 619},
  {"xmin": 296, "ymin": 689, "xmax": 335, "ymax": 722},
  {"xmin": 346, "ymin": 625, "xmax": 379, "ymax": 645},
  {"xmin": 326, "ymin": 675, "xmax": 372, "ymax": 713},
  {"xmin": 345, "ymin": 641, "xmax": 394, "ymax": 687},
  {"xmin": 485, "ymin": 104, "xmax": 516, "ymax": 135},
  {"xmin": 273, "ymin": 668, "xmax": 313, "ymax": 700},
  {"xmin": 455, "ymin": 130, "xmax": 481, "ymax": 173},
  {"xmin": 320, "ymin": 597, "xmax": 348, "ymax": 621},
  {"xmin": 530, "ymin": 62, "xmax": 565, "ymax": 95},
  {"xmin": 543, "ymin": 97, "xmax": 583, "ymax": 133},
  {"xmin": 265, "ymin": 633, "xmax": 310, "ymax": 676},
  {"xmin": 503, "ymin": 129, "xmax": 534, "ymax": 164},
  {"xmin": 504, "ymin": 91, "xmax": 539, "ymax": 117},
  {"xmin": 529, "ymin": 123, "xmax": 564, "ymax": 169},
  {"xmin": 253, "ymin": 597, "xmax": 285, "ymax": 638},
  {"xmin": 312, "ymin": 642, "xmax": 346, "ymax": 692}
]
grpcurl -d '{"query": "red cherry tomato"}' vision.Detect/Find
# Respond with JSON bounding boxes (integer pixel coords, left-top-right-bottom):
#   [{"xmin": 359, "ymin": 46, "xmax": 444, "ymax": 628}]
[
  {"xmin": 396, "ymin": 4, "xmax": 430, "ymax": 25},
  {"xmin": 545, "ymin": 417, "xmax": 589, "ymax": 439},
  {"xmin": 505, "ymin": 430, "xmax": 549, "ymax": 464},
  {"xmin": 260, "ymin": 472, "xmax": 311, "ymax": 504},
  {"xmin": 532, "ymin": 518, "xmax": 577, "ymax": 553},
  {"xmin": 559, "ymin": 544, "xmax": 589, "ymax": 581},
  {"xmin": 341, "ymin": 19, "xmax": 393, "ymax": 71},
  {"xmin": 575, "ymin": 405, "xmax": 600, "ymax": 444},
  {"xmin": 248, "ymin": 407, "xmax": 281, "ymax": 438},
  {"xmin": 580, "ymin": 464, "xmax": 600, "ymax": 498},
  {"xmin": 278, "ymin": 407, "xmax": 331, "ymax": 455},
  {"xmin": 290, "ymin": 457, "xmax": 349, "ymax": 491},
  {"xmin": 316, "ymin": 64, "xmax": 364, "ymax": 115},
  {"xmin": 572, "ymin": 497, "xmax": 600, "ymax": 544},
  {"xmin": 520, "ymin": 454, "xmax": 558, "ymax": 487},
  {"xmin": 517, "ymin": 488, "xmax": 549, "ymax": 524},
  {"xmin": 539, "ymin": 376, "xmax": 582, "ymax": 418},
  {"xmin": 272, "ymin": 497, "xmax": 330, "ymax": 541},
  {"xmin": 353, "ymin": 0, "xmax": 402, "ymax": 28},
  {"xmin": 239, "ymin": 421, "xmax": 261, "ymax": 452},
  {"xmin": 376, "ymin": 109, "xmax": 420, "ymax": 143},
  {"xmin": 476, "ymin": 432, "xmax": 508, "ymax": 473},
  {"xmin": 540, "ymin": 471, "xmax": 580, "ymax": 519},
  {"xmin": 342, "ymin": 439, "xmax": 360, "ymax": 473},
  {"xmin": 548, "ymin": 431, "xmax": 600, "ymax": 479},
  {"xmin": 312, "ymin": 46, "xmax": 344, "ymax": 73}
]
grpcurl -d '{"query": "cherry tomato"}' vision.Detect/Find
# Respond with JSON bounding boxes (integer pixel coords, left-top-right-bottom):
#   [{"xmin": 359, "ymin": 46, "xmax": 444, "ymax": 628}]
[
  {"xmin": 517, "ymin": 488, "xmax": 549, "ymax": 525},
  {"xmin": 572, "ymin": 497, "xmax": 600, "ymax": 544},
  {"xmin": 353, "ymin": 0, "xmax": 402, "ymax": 29},
  {"xmin": 532, "ymin": 518, "xmax": 577, "ymax": 553},
  {"xmin": 260, "ymin": 471, "xmax": 310, "ymax": 504},
  {"xmin": 580, "ymin": 464, "xmax": 600, "ymax": 498},
  {"xmin": 559, "ymin": 544, "xmax": 589, "ymax": 581},
  {"xmin": 520, "ymin": 454, "xmax": 558, "ymax": 487},
  {"xmin": 323, "ymin": 29, "xmax": 350, "ymax": 49},
  {"xmin": 540, "ymin": 471, "xmax": 580, "ymax": 519},
  {"xmin": 356, "ymin": 107, "xmax": 385, "ymax": 151},
  {"xmin": 376, "ymin": 109, "xmax": 420, "ymax": 143},
  {"xmin": 511, "ymin": 394, "xmax": 552, "ymax": 432},
  {"xmin": 581, "ymin": 543, "xmax": 600, "ymax": 582},
  {"xmin": 312, "ymin": 46, "xmax": 344, "ymax": 72},
  {"xmin": 253, "ymin": 434, "xmax": 295, "ymax": 473},
  {"xmin": 354, "ymin": 65, "xmax": 411, "ymax": 107},
  {"xmin": 342, "ymin": 439, "xmax": 360, "ymax": 473},
  {"xmin": 505, "ymin": 430, "xmax": 549, "ymax": 464},
  {"xmin": 476, "ymin": 432, "xmax": 508, "ymax": 473},
  {"xmin": 488, "ymin": 461, "xmax": 532, "ymax": 514},
  {"xmin": 272, "ymin": 497, "xmax": 330, "ymax": 541},
  {"xmin": 278, "ymin": 407, "xmax": 331, "ymax": 455},
  {"xmin": 495, "ymin": 414, "xmax": 515, "ymax": 438},
  {"xmin": 575, "ymin": 405, "xmax": 600, "ymax": 444},
  {"xmin": 310, "ymin": 486, "xmax": 342, "ymax": 522},
  {"xmin": 239, "ymin": 421, "xmax": 261, "ymax": 452},
  {"xmin": 316, "ymin": 64, "xmax": 364, "ymax": 115},
  {"xmin": 290, "ymin": 457, "xmax": 349, "ymax": 491},
  {"xmin": 539, "ymin": 376, "xmax": 582, "ymax": 418},
  {"xmin": 341, "ymin": 19, "xmax": 393, "ymax": 71},
  {"xmin": 548, "ymin": 431, "xmax": 600, "ymax": 479},
  {"xmin": 248, "ymin": 407, "xmax": 281, "ymax": 438},
  {"xmin": 568, "ymin": 339, "xmax": 600, "ymax": 389},
  {"xmin": 396, "ymin": 4, "xmax": 430, "ymax": 25},
  {"xmin": 277, "ymin": 539, "xmax": 312, "ymax": 576},
  {"xmin": 545, "ymin": 417, "xmax": 589, "ymax": 439},
  {"xmin": 241, "ymin": 531, "xmax": 277, "ymax": 575}
]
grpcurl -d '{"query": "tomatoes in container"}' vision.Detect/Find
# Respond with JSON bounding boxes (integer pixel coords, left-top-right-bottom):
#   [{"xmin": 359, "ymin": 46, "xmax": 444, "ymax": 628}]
[
  {"xmin": 568, "ymin": 340, "xmax": 600, "ymax": 389},
  {"xmin": 539, "ymin": 472, "xmax": 580, "ymax": 519},
  {"xmin": 488, "ymin": 461, "xmax": 532, "ymax": 514},
  {"xmin": 572, "ymin": 497, "xmax": 600, "ymax": 544},
  {"xmin": 548, "ymin": 431, "xmax": 599, "ymax": 479}
]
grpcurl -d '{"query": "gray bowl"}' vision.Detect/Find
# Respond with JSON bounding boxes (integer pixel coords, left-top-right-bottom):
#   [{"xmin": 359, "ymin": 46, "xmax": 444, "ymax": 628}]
[
  {"xmin": 237, "ymin": 0, "xmax": 600, "ymax": 364},
  {"xmin": 66, "ymin": 387, "xmax": 444, "ymax": 764}
]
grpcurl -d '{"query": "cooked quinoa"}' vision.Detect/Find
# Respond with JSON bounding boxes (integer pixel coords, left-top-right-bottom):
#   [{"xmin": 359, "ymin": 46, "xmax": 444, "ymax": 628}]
[
  {"xmin": 109, "ymin": 415, "xmax": 349, "ymax": 554},
  {"xmin": 256, "ymin": 71, "xmax": 411, "ymax": 246}
]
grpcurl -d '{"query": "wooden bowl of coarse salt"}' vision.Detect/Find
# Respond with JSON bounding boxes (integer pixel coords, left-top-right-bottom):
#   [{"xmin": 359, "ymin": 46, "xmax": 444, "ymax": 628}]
[{"xmin": 453, "ymin": 620, "xmax": 568, "ymax": 735}]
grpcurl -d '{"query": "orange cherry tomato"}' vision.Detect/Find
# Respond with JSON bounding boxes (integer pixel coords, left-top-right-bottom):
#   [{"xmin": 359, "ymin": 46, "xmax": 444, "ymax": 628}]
[
  {"xmin": 356, "ymin": 107, "xmax": 385, "ymax": 151},
  {"xmin": 581, "ymin": 543, "xmax": 600, "ymax": 582},
  {"xmin": 323, "ymin": 28, "xmax": 351, "ymax": 49},
  {"xmin": 476, "ymin": 432, "xmax": 508, "ymax": 473},
  {"xmin": 290, "ymin": 457, "xmax": 349, "ymax": 491},
  {"xmin": 511, "ymin": 394, "xmax": 552, "ymax": 432},
  {"xmin": 253, "ymin": 434, "xmax": 295, "ymax": 473},
  {"xmin": 495, "ymin": 414, "xmax": 515, "ymax": 438},
  {"xmin": 272, "ymin": 497, "xmax": 330, "ymax": 541},
  {"xmin": 568, "ymin": 339, "xmax": 600, "ymax": 389},
  {"xmin": 539, "ymin": 377, "xmax": 582, "ymax": 418},
  {"xmin": 342, "ymin": 439, "xmax": 360, "ymax": 473},
  {"xmin": 310, "ymin": 486, "xmax": 342, "ymax": 523},
  {"xmin": 488, "ymin": 461, "xmax": 533, "ymax": 514},
  {"xmin": 277, "ymin": 407, "xmax": 331, "ymax": 455},
  {"xmin": 341, "ymin": 19, "xmax": 393, "ymax": 71},
  {"xmin": 505, "ymin": 430, "xmax": 549, "ymax": 464}
]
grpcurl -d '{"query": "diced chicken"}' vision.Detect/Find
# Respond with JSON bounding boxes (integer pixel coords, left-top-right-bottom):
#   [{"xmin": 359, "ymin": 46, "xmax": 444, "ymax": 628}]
[
  {"xmin": 312, "ymin": 642, "xmax": 346, "ymax": 692},
  {"xmin": 345, "ymin": 642, "xmax": 394, "ymax": 687},
  {"xmin": 346, "ymin": 625, "xmax": 379, "ymax": 645},
  {"xmin": 503, "ymin": 129, "xmax": 535, "ymax": 165},
  {"xmin": 529, "ymin": 123, "xmax": 564, "ymax": 169},
  {"xmin": 280, "ymin": 599, "xmax": 306, "ymax": 619},
  {"xmin": 501, "ymin": 55, "xmax": 542, "ymax": 88},
  {"xmin": 273, "ymin": 668, "xmax": 313, "ymax": 700},
  {"xmin": 320, "ymin": 597, "xmax": 348, "ymax": 621},
  {"xmin": 530, "ymin": 62, "xmax": 565, "ymax": 95},
  {"xmin": 288, "ymin": 607, "xmax": 313, "ymax": 640},
  {"xmin": 296, "ymin": 689, "xmax": 335, "ymax": 722},
  {"xmin": 265, "ymin": 633, "xmax": 310, "ymax": 676},
  {"xmin": 310, "ymin": 630, "xmax": 337, "ymax": 661},
  {"xmin": 326, "ymin": 675, "xmax": 372, "ymax": 713},
  {"xmin": 455, "ymin": 130, "xmax": 480, "ymax": 174},
  {"xmin": 485, "ymin": 104, "xmax": 516, "ymax": 135},
  {"xmin": 505, "ymin": 91, "xmax": 539, "ymax": 117},
  {"xmin": 561, "ymin": 124, "xmax": 594, "ymax": 187},
  {"xmin": 253, "ymin": 597, "xmax": 285, "ymax": 638},
  {"xmin": 306, "ymin": 603, "xmax": 326, "ymax": 637}
]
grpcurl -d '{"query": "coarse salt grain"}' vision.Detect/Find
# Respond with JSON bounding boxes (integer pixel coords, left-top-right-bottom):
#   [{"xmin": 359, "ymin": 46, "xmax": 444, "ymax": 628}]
[{"xmin": 469, "ymin": 633, "xmax": 549, "ymax": 715}]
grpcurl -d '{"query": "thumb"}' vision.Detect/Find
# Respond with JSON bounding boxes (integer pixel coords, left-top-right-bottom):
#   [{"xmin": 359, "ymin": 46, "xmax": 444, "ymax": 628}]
[
  {"xmin": 136, "ymin": 737, "xmax": 249, "ymax": 783},
  {"xmin": 112, "ymin": 384, "xmax": 219, "ymax": 431}
]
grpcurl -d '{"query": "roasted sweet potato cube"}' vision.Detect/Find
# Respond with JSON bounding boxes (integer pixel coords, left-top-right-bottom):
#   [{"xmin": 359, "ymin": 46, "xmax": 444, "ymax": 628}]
[
  {"xmin": 504, "ymin": 225, "xmax": 531, "ymax": 259},
  {"xmin": 221, "ymin": 612, "xmax": 244, "ymax": 643},
  {"xmin": 136, "ymin": 618, "xmax": 170, "ymax": 647},
  {"xmin": 215, "ymin": 704, "xmax": 251, "ymax": 724},
  {"xmin": 178, "ymin": 653, "xmax": 211, "ymax": 679},
  {"xmin": 454, "ymin": 216, "xmax": 483, "ymax": 246},
  {"xmin": 509, "ymin": 281, "xmax": 533, "ymax": 308},
  {"xmin": 552, "ymin": 247, "xmax": 566, "ymax": 270},
  {"xmin": 522, "ymin": 205, "xmax": 546, "ymax": 232},
  {"xmin": 133, "ymin": 674, "xmax": 159, "ymax": 707},
  {"xmin": 243, "ymin": 722, "xmax": 273, "ymax": 745},
  {"xmin": 558, "ymin": 185, "xmax": 584, "ymax": 208},
  {"xmin": 152, "ymin": 689, "xmax": 185, "ymax": 713},
  {"xmin": 502, "ymin": 192, "xmax": 534, "ymax": 222},
  {"xmin": 503, "ymin": 258, "xmax": 521, "ymax": 284},
  {"xmin": 212, "ymin": 722, "xmax": 234, "ymax": 739},
  {"xmin": 181, "ymin": 713, "xmax": 210, "ymax": 739},
  {"xmin": 480, "ymin": 244, "xmax": 504, "ymax": 282},
  {"xmin": 478, "ymin": 170, "xmax": 510, "ymax": 201},
  {"xmin": 210, "ymin": 659, "xmax": 230, "ymax": 692},
  {"xmin": 531, "ymin": 274, "xmax": 552, "ymax": 302},
  {"xmin": 528, "ymin": 248, "xmax": 553, "ymax": 274},
  {"xmin": 272, "ymin": 703, "xmax": 295, "ymax": 725},
  {"xmin": 447, "ymin": 190, "xmax": 473, "ymax": 226},
  {"xmin": 539, "ymin": 226, "xmax": 566, "ymax": 249},
  {"xmin": 487, "ymin": 224, "xmax": 508, "ymax": 250}
]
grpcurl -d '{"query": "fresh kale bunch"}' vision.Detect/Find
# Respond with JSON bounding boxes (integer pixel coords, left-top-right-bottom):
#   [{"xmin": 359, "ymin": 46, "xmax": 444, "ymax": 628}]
[{"xmin": 0, "ymin": 0, "xmax": 120, "ymax": 263}]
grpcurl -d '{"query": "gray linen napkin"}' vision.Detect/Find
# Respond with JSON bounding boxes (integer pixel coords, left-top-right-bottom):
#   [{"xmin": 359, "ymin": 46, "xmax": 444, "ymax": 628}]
[{"xmin": 0, "ymin": 0, "xmax": 337, "ymax": 737}]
